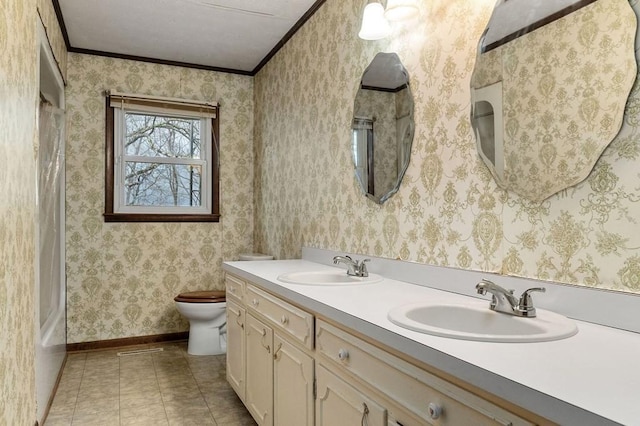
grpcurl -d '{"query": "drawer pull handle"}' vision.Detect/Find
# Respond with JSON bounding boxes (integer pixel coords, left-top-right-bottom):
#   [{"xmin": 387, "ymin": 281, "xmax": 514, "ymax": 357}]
[
  {"xmin": 235, "ymin": 314, "xmax": 244, "ymax": 329},
  {"xmin": 428, "ymin": 402, "xmax": 442, "ymax": 420},
  {"xmin": 252, "ymin": 298, "xmax": 259, "ymax": 306},
  {"xmin": 280, "ymin": 315, "xmax": 289, "ymax": 325},
  {"xmin": 229, "ymin": 287, "xmax": 236, "ymax": 294},
  {"xmin": 338, "ymin": 348, "xmax": 349, "ymax": 361},
  {"xmin": 273, "ymin": 343, "xmax": 283, "ymax": 360},
  {"xmin": 361, "ymin": 402, "xmax": 369, "ymax": 426},
  {"xmin": 260, "ymin": 329, "xmax": 270, "ymax": 353}
]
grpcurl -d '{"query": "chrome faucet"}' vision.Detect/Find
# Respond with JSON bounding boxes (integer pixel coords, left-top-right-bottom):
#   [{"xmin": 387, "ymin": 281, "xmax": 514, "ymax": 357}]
[
  {"xmin": 475, "ymin": 279, "xmax": 546, "ymax": 317},
  {"xmin": 333, "ymin": 255, "xmax": 370, "ymax": 277}
]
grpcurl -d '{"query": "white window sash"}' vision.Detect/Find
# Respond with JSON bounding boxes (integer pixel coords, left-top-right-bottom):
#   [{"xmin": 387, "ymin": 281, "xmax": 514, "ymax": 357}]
[
  {"xmin": 123, "ymin": 156, "xmax": 205, "ymax": 166},
  {"xmin": 113, "ymin": 107, "xmax": 212, "ymax": 215}
]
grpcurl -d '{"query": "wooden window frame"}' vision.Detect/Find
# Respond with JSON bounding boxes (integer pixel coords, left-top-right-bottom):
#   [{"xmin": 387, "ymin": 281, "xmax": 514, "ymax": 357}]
[{"xmin": 104, "ymin": 95, "xmax": 220, "ymax": 222}]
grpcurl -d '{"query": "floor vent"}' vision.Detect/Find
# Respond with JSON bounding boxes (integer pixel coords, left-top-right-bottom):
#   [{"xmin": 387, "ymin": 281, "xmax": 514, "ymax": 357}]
[{"xmin": 117, "ymin": 348, "xmax": 164, "ymax": 357}]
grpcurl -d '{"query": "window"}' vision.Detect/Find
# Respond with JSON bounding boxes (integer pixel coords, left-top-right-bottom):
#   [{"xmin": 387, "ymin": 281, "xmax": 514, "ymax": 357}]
[
  {"xmin": 352, "ymin": 118, "xmax": 374, "ymax": 195},
  {"xmin": 105, "ymin": 92, "xmax": 219, "ymax": 222}
]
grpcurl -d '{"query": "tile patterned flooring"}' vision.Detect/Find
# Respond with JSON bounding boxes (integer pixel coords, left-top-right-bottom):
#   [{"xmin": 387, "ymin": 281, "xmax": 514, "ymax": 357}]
[{"xmin": 45, "ymin": 342, "xmax": 257, "ymax": 426}]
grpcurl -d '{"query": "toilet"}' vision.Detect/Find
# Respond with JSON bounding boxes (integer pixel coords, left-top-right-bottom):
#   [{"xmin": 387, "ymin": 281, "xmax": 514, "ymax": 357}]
[
  {"xmin": 175, "ymin": 253, "xmax": 273, "ymax": 356},
  {"xmin": 174, "ymin": 290, "xmax": 227, "ymax": 356},
  {"xmin": 238, "ymin": 253, "xmax": 274, "ymax": 261}
]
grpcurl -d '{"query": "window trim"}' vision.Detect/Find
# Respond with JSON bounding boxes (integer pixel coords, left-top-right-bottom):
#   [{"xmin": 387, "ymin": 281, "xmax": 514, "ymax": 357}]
[{"xmin": 104, "ymin": 95, "xmax": 220, "ymax": 222}]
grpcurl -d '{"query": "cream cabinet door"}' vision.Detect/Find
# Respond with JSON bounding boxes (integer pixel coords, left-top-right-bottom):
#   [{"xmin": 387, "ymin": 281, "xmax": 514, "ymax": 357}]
[
  {"xmin": 316, "ymin": 364, "xmax": 386, "ymax": 426},
  {"xmin": 273, "ymin": 334, "xmax": 314, "ymax": 426},
  {"xmin": 246, "ymin": 313, "xmax": 274, "ymax": 426},
  {"xmin": 226, "ymin": 299, "xmax": 246, "ymax": 401}
]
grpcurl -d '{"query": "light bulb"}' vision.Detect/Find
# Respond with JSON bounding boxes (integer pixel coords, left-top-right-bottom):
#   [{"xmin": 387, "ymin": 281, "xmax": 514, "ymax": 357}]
[
  {"xmin": 384, "ymin": 0, "xmax": 419, "ymax": 21},
  {"xmin": 358, "ymin": 2, "xmax": 391, "ymax": 40}
]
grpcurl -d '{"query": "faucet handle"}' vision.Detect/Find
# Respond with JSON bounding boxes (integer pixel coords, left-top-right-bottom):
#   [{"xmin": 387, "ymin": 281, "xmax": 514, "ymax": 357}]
[
  {"xmin": 517, "ymin": 287, "xmax": 546, "ymax": 317},
  {"xmin": 357, "ymin": 259, "xmax": 370, "ymax": 277}
]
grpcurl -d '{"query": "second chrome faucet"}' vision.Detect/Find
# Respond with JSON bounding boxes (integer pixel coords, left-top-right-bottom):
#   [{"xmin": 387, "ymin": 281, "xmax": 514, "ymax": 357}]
[
  {"xmin": 476, "ymin": 279, "xmax": 546, "ymax": 317},
  {"xmin": 333, "ymin": 255, "xmax": 370, "ymax": 277}
]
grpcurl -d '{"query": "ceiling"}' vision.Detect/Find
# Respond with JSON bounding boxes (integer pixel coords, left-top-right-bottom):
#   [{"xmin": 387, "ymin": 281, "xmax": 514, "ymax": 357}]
[{"xmin": 55, "ymin": 0, "xmax": 324, "ymax": 75}]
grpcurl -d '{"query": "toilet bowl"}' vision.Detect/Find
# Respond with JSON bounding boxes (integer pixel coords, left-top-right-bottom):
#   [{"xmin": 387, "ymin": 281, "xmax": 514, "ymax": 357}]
[
  {"xmin": 175, "ymin": 290, "xmax": 227, "ymax": 356},
  {"xmin": 175, "ymin": 253, "xmax": 273, "ymax": 356}
]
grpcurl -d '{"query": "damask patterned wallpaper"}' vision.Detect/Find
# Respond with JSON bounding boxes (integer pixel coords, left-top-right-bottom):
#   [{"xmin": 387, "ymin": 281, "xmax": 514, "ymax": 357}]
[
  {"xmin": 37, "ymin": 0, "xmax": 67, "ymax": 79},
  {"xmin": 254, "ymin": 0, "xmax": 640, "ymax": 295},
  {"xmin": 65, "ymin": 54, "xmax": 254, "ymax": 343},
  {"xmin": 1, "ymin": 0, "xmax": 38, "ymax": 423}
]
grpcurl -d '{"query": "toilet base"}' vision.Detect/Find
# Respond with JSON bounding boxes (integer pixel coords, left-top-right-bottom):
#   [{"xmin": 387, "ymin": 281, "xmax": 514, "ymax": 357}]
[{"xmin": 187, "ymin": 322, "xmax": 227, "ymax": 356}]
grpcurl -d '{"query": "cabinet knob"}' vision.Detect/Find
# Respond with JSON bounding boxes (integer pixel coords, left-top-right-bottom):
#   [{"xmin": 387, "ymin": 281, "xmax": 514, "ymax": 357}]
[
  {"xmin": 428, "ymin": 402, "xmax": 442, "ymax": 420},
  {"xmin": 229, "ymin": 287, "xmax": 236, "ymax": 294},
  {"xmin": 338, "ymin": 348, "xmax": 349, "ymax": 361},
  {"xmin": 252, "ymin": 298, "xmax": 259, "ymax": 306},
  {"xmin": 280, "ymin": 315, "xmax": 288, "ymax": 325}
]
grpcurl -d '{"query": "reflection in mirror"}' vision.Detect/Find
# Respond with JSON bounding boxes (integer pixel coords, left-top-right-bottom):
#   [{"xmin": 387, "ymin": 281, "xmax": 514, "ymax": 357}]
[
  {"xmin": 470, "ymin": 0, "xmax": 637, "ymax": 203},
  {"xmin": 352, "ymin": 53, "xmax": 414, "ymax": 204}
]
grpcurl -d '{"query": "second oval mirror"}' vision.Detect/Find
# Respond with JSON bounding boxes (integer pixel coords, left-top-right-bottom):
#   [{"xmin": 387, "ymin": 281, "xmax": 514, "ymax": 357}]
[
  {"xmin": 352, "ymin": 52, "xmax": 414, "ymax": 204},
  {"xmin": 470, "ymin": 0, "xmax": 637, "ymax": 203}
]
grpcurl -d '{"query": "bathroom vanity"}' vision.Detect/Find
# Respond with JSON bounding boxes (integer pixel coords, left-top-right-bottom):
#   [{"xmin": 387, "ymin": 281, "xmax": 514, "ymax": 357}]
[
  {"xmin": 223, "ymin": 250, "xmax": 640, "ymax": 426},
  {"xmin": 226, "ymin": 273, "xmax": 314, "ymax": 425}
]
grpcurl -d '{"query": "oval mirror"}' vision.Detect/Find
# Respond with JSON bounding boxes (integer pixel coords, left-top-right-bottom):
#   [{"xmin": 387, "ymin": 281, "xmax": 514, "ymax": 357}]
[
  {"xmin": 352, "ymin": 52, "xmax": 415, "ymax": 204},
  {"xmin": 470, "ymin": 0, "xmax": 637, "ymax": 203}
]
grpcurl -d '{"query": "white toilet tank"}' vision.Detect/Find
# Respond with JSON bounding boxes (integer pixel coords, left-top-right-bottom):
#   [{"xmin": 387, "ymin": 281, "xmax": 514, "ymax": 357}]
[{"xmin": 239, "ymin": 253, "xmax": 273, "ymax": 261}]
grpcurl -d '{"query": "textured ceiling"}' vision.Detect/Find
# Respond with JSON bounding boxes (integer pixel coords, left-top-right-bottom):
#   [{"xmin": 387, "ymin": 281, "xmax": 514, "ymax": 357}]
[{"xmin": 56, "ymin": 0, "xmax": 323, "ymax": 74}]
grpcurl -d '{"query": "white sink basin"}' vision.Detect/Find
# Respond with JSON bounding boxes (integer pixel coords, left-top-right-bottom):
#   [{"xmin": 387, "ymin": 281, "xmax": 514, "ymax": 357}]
[
  {"xmin": 388, "ymin": 301, "xmax": 578, "ymax": 343},
  {"xmin": 277, "ymin": 270, "xmax": 383, "ymax": 286}
]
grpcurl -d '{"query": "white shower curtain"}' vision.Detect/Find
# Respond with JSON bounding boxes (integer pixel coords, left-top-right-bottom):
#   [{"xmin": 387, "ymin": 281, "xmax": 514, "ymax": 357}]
[{"xmin": 38, "ymin": 100, "xmax": 64, "ymax": 330}]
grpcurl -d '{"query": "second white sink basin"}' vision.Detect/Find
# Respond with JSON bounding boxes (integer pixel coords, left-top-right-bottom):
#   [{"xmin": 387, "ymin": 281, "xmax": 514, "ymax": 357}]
[
  {"xmin": 277, "ymin": 270, "xmax": 383, "ymax": 286},
  {"xmin": 388, "ymin": 301, "xmax": 578, "ymax": 343}
]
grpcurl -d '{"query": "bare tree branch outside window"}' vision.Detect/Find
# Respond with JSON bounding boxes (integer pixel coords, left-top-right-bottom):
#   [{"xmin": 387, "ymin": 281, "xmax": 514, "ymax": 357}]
[{"xmin": 123, "ymin": 113, "xmax": 202, "ymax": 207}]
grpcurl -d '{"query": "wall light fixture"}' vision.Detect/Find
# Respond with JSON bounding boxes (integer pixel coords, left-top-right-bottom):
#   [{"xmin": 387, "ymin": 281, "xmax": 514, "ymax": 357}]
[
  {"xmin": 384, "ymin": 0, "xmax": 419, "ymax": 21},
  {"xmin": 358, "ymin": 0, "xmax": 419, "ymax": 40},
  {"xmin": 358, "ymin": 2, "xmax": 391, "ymax": 40}
]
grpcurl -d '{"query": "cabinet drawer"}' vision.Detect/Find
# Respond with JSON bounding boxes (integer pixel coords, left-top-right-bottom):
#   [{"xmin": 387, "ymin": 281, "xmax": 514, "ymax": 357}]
[
  {"xmin": 247, "ymin": 285, "xmax": 314, "ymax": 350},
  {"xmin": 316, "ymin": 320, "xmax": 533, "ymax": 426},
  {"xmin": 225, "ymin": 273, "xmax": 245, "ymax": 303}
]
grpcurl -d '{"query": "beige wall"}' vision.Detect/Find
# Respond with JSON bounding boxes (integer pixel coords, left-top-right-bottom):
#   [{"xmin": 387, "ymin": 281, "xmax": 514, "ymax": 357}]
[
  {"xmin": 0, "ymin": 1, "xmax": 38, "ymax": 423},
  {"xmin": 38, "ymin": 0, "xmax": 67, "ymax": 79},
  {"xmin": 65, "ymin": 54, "xmax": 254, "ymax": 343},
  {"xmin": 254, "ymin": 0, "xmax": 640, "ymax": 295},
  {"xmin": 0, "ymin": 0, "xmax": 66, "ymax": 423}
]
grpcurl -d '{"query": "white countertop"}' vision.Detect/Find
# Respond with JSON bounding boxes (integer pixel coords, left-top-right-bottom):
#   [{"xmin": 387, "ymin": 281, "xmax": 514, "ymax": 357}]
[{"xmin": 223, "ymin": 259, "xmax": 640, "ymax": 426}]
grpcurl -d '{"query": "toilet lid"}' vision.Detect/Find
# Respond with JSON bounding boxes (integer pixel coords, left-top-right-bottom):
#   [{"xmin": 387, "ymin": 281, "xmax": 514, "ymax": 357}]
[{"xmin": 174, "ymin": 290, "xmax": 226, "ymax": 303}]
